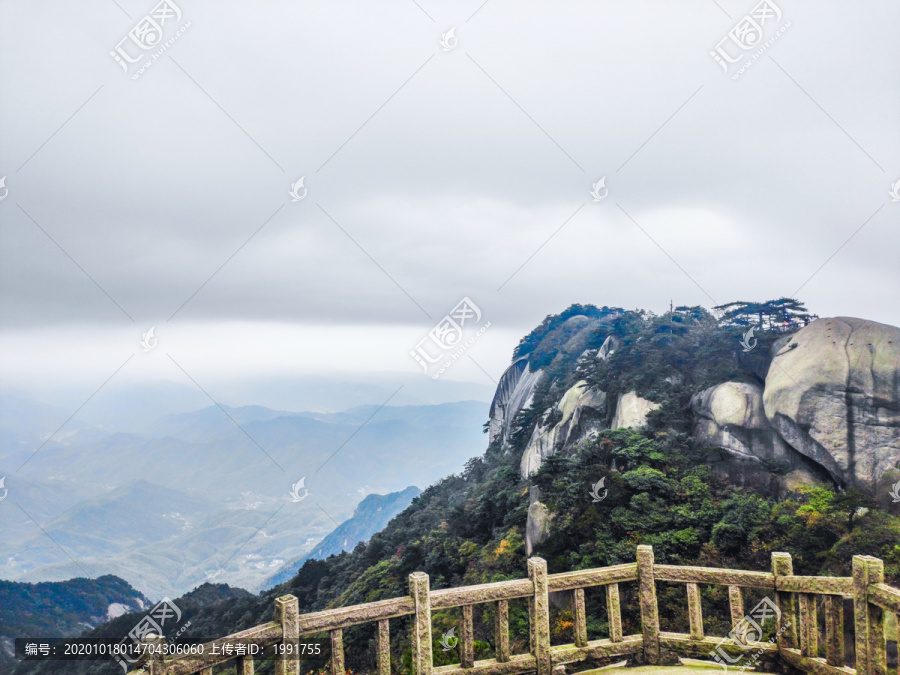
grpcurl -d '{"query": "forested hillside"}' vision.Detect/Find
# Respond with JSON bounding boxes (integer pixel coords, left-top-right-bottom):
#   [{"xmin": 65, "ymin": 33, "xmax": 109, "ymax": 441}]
[{"xmin": 0, "ymin": 575, "xmax": 148, "ymax": 672}]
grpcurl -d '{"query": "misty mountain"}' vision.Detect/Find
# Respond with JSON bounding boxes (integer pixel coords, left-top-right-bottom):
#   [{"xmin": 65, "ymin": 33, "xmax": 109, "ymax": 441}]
[
  {"xmin": 0, "ymin": 399, "xmax": 487, "ymax": 598},
  {"xmin": 0, "ymin": 389, "xmax": 92, "ymax": 448},
  {"xmin": 4, "ymin": 376, "xmax": 495, "ymax": 435},
  {"xmin": 5, "ymin": 480, "xmax": 220, "ymax": 568},
  {"xmin": 265, "ymin": 485, "xmax": 421, "ymax": 588}
]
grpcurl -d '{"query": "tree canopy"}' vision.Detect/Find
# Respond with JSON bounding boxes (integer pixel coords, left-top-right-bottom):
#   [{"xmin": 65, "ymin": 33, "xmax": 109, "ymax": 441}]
[{"xmin": 713, "ymin": 297, "xmax": 815, "ymax": 330}]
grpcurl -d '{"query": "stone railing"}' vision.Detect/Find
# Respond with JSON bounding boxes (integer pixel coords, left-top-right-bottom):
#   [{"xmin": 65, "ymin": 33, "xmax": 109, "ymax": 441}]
[{"xmin": 135, "ymin": 545, "xmax": 899, "ymax": 674}]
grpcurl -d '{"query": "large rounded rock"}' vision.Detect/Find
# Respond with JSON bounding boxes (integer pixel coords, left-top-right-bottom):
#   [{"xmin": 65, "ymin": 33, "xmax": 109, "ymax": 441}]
[
  {"xmin": 692, "ymin": 382, "xmax": 789, "ymax": 461},
  {"xmin": 763, "ymin": 317, "xmax": 900, "ymax": 489},
  {"xmin": 525, "ymin": 487, "xmax": 552, "ymax": 555},
  {"xmin": 692, "ymin": 381, "xmax": 823, "ymax": 496},
  {"xmin": 611, "ymin": 391, "xmax": 660, "ymax": 429}
]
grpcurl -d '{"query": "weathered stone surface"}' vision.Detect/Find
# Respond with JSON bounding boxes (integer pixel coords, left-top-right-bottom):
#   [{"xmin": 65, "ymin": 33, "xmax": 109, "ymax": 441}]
[
  {"xmin": 691, "ymin": 381, "xmax": 825, "ymax": 496},
  {"xmin": 763, "ymin": 317, "xmax": 900, "ymax": 489},
  {"xmin": 691, "ymin": 382, "xmax": 792, "ymax": 462},
  {"xmin": 597, "ymin": 335, "xmax": 620, "ymax": 362},
  {"xmin": 875, "ymin": 467, "xmax": 900, "ymax": 515},
  {"xmin": 488, "ymin": 358, "xmax": 544, "ymax": 449},
  {"xmin": 526, "ymin": 488, "xmax": 552, "ymax": 556},
  {"xmin": 520, "ymin": 381, "xmax": 607, "ymax": 477},
  {"xmin": 611, "ymin": 392, "xmax": 660, "ymax": 430}
]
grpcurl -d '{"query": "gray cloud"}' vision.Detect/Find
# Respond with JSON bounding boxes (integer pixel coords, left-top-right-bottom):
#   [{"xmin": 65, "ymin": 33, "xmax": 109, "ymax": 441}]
[{"xmin": 1, "ymin": 0, "xmax": 898, "ymax": 391}]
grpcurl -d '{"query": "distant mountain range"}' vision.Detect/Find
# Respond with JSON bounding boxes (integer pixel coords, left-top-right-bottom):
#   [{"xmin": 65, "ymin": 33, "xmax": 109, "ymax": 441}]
[
  {"xmin": 0, "ymin": 394, "xmax": 488, "ymax": 598},
  {"xmin": 264, "ymin": 485, "xmax": 421, "ymax": 588}
]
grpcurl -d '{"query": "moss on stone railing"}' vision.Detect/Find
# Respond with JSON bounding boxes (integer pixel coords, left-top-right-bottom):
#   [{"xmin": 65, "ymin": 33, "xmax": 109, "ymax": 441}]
[{"xmin": 135, "ymin": 546, "xmax": 899, "ymax": 675}]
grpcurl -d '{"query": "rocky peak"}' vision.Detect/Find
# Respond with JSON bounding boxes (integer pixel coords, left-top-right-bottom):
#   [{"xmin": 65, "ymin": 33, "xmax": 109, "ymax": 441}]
[{"xmin": 487, "ymin": 358, "xmax": 543, "ymax": 449}]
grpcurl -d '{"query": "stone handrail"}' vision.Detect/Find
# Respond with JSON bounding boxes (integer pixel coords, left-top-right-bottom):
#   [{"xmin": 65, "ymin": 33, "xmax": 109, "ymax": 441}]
[{"xmin": 134, "ymin": 545, "xmax": 898, "ymax": 675}]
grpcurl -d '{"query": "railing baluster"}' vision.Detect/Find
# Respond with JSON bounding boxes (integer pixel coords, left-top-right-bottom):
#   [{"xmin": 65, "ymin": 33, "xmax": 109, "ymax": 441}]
[
  {"xmin": 606, "ymin": 583, "xmax": 623, "ymax": 643},
  {"xmin": 377, "ymin": 619, "xmax": 391, "ymax": 675},
  {"xmin": 275, "ymin": 595, "xmax": 300, "ymax": 675},
  {"xmin": 495, "ymin": 599, "xmax": 510, "ymax": 662},
  {"xmin": 854, "ymin": 555, "xmax": 871, "ymax": 673},
  {"xmin": 573, "ymin": 587, "xmax": 587, "ymax": 647},
  {"xmin": 200, "ymin": 668, "xmax": 213, "ymax": 675},
  {"xmin": 461, "ymin": 604, "xmax": 474, "ymax": 668},
  {"xmin": 772, "ymin": 552, "xmax": 798, "ymax": 650},
  {"xmin": 798, "ymin": 593, "xmax": 817, "ymax": 657},
  {"xmin": 686, "ymin": 582, "xmax": 703, "ymax": 639},
  {"xmin": 331, "ymin": 628, "xmax": 345, "ymax": 675},
  {"xmin": 728, "ymin": 584, "xmax": 744, "ymax": 631},
  {"xmin": 807, "ymin": 593, "xmax": 819, "ymax": 658},
  {"xmin": 238, "ymin": 654, "xmax": 255, "ymax": 674},
  {"xmin": 637, "ymin": 545, "xmax": 660, "ymax": 664},
  {"xmin": 865, "ymin": 557, "xmax": 888, "ymax": 675},
  {"xmin": 528, "ymin": 557, "xmax": 551, "ymax": 675},
  {"xmin": 824, "ymin": 594, "xmax": 844, "ymax": 667},
  {"xmin": 528, "ymin": 595, "xmax": 535, "ymax": 657}
]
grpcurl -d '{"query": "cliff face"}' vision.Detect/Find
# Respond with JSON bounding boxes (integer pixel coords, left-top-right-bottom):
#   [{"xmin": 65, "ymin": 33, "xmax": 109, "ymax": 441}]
[
  {"xmin": 520, "ymin": 380, "xmax": 606, "ymax": 478},
  {"xmin": 611, "ymin": 391, "xmax": 660, "ymax": 430},
  {"xmin": 488, "ymin": 358, "xmax": 544, "ymax": 449},
  {"xmin": 485, "ymin": 310, "xmax": 900, "ymax": 507}
]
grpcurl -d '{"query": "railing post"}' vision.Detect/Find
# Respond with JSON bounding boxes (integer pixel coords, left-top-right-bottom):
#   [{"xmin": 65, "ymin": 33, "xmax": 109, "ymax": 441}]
[
  {"xmin": 528, "ymin": 557, "xmax": 551, "ymax": 675},
  {"xmin": 636, "ymin": 545, "xmax": 660, "ymax": 665},
  {"xmin": 686, "ymin": 582, "xmax": 703, "ymax": 640},
  {"xmin": 823, "ymin": 594, "xmax": 844, "ymax": 667},
  {"xmin": 798, "ymin": 593, "xmax": 817, "ymax": 657},
  {"xmin": 410, "ymin": 571, "xmax": 433, "ymax": 675},
  {"xmin": 274, "ymin": 595, "xmax": 300, "ymax": 675},
  {"xmin": 865, "ymin": 557, "xmax": 887, "ymax": 675},
  {"xmin": 142, "ymin": 634, "xmax": 165, "ymax": 675},
  {"xmin": 606, "ymin": 583, "xmax": 623, "ymax": 643},
  {"xmin": 728, "ymin": 585, "xmax": 744, "ymax": 632},
  {"xmin": 237, "ymin": 655, "xmax": 255, "ymax": 675},
  {"xmin": 772, "ymin": 552, "xmax": 797, "ymax": 650}
]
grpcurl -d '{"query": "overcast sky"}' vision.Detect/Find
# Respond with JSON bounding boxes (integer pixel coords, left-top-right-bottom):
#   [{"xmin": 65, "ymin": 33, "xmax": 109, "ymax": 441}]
[{"xmin": 1, "ymin": 0, "xmax": 898, "ymax": 407}]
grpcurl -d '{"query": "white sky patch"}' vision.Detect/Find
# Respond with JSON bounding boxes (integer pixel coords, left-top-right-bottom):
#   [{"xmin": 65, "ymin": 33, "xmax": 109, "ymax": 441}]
[{"xmin": 0, "ymin": 0, "xmax": 897, "ymax": 401}]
